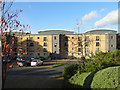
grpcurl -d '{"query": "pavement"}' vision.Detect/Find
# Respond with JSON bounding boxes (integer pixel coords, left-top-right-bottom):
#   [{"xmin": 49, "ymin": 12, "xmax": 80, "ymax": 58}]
[{"xmin": 3, "ymin": 59, "xmax": 80, "ymax": 88}]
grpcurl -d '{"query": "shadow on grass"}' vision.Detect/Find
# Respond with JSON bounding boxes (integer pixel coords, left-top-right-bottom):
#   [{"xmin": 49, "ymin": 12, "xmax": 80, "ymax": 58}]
[
  {"xmin": 63, "ymin": 71, "xmax": 98, "ymax": 89},
  {"xmin": 63, "ymin": 79, "xmax": 83, "ymax": 88},
  {"xmin": 83, "ymin": 71, "xmax": 98, "ymax": 88}
]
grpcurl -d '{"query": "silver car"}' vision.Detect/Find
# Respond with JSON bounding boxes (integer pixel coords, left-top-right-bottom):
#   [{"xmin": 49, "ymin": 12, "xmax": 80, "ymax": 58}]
[{"xmin": 31, "ymin": 59, "xmax": 43, "ymax": 66}]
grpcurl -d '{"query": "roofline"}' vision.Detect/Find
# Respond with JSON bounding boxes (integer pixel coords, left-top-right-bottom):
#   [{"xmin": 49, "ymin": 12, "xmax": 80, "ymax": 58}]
[
  {"xmin": 85, "ymin": 28, "xmax": 117, "ymax": 33},
  {"xmin": 38, "ymin": 29, "xmax": 74, "ymax": 32}
]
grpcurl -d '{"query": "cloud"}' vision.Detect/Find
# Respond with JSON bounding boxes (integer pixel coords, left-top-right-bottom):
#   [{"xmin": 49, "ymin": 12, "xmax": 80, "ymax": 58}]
[
  {"xmin": 82, "ymin": 11, "xmax": 98, "ymax": 21},
  {"xmin": 95, "ymin": 9, "xmax": 119, "ymax": 27}
]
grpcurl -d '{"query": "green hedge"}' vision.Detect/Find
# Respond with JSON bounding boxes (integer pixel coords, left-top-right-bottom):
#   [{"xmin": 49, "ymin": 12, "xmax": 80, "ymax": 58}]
[
  {"xmin": 91, "ymin": 66, "xmax": 120, "ymax": 88},
  {"xmin": 68, "ymin": 66, "xmax": 120, "ymax": 88},
  {"xmin": 63, "ymin": 64, "xmax": 78, "ymax": 79}
]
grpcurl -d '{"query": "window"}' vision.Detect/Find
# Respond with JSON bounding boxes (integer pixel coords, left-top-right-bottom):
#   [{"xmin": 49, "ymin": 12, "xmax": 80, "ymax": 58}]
[
  {"xmin": 111, "ymin": 45, "xmax": 113, "ymax": 47},
  {"xmin": 29, "ymin": 49, "xmax": 34, "ymax": 52},
  {"xmin": 27, "ymin": 43, "xmax": 29, "ymax": 46},
  {"xmin": 54, "ymin": 36, "xmax": 56, "ymax": 40},
  {"xmin": 96, "ymin": 36, "xmax": 100, "ymax": 41},
  {"xmin": 43, "ymin": 37, "xmax": 47, "ymax": 41},
  {"xmin": 43, "ymin": 48, "xmax": 47, "ymax": 52},
  {"xmin": 37, "ymin": 37, "xmax": 40, "ymax": 39},
  {"xmin": 78, "ymin": 48, "xmax": 82, "ymax": 52},
  {"xmin": 65, "ymin": 37, "xmax": 68, "ymax": 41},
  {"xmin": 85, "ymin": 48, "xmax": 89, "ymax": 56},
  {"xmin": 111, "ymin": 36, "xmax": 114, "ymax": 39},
  {"xmin": 44, "ymin": 43, "xmax": 47, "ymax": 46},
  {"xmin": 72, "ymin": 42, "xmax": 74, "ymax": 45},
  {"xmin": 54, "ymin": 51, "xmax": 57, "ymax": 53},
  {"xmin": 78, "ymin": 42, "xmax": 82, "ymax": 46},
  {"xmin": 27, "ymin": 48, "xmax": 28, "ymax": 51},
  {"xmin": 21, "ymin": 42, "xmax": 23, "ymax": 45},
  {"xmin": 38, "ymin": 48, "xmax": 40, "ymax": 51},
  {"xmin": 27, "ymin": 38, "xmax": 28, "ymax": 40},
  {"xmin": 72, "ymin": 37, "xmax": 74, "ymax": 39},
  {"xmin": 72, "ymin": 48, "xmax": 74, "ymax": 50},
  {"xmin": 85, "ymin": 36, "xmax": 89, "ymax": 41},
  {"xmin": 30, "ymin": 43, "xmax": 34, "ymax": 46},
  {"xmin": 65, "ymin": 48, "xmax": 68, "ymax": 51},
  {"xmin": 96, "ymin": 42, "xmax": 100, "ymax": 46},
  {"xmin": 38, "ymin": 53, "xmax": 40, "ymax": 56},
  {"xmin": 30, "ymin": 37, "xmax": 33, "ymax": 40},
  {"xmin": 96, "ymin": 48, "xmax": 100, "ymax": 53},
  {"xmin": 38, "ymin": 42, "xmax": 40, "ymax": 45},
  {"xmin": 85, "ymin": 42, "xmax": 89, "ymax": 46},
  {"xmin": 54, "ymin": 44, "xmax": 57, "ymax": 47},
  {"xmin": 78, "ymin": 37, "xmax": 82, "ymax": 41},
  {"xmin": 64, "ymin": 42, "xmax": 68, "ymax": 46},
  {"xmin": 44, "ymin": 53, "xmax": 47, "ymax": 56},
  {"xmin": 21, "ymin": 38, "xmax": 22, "ymax": 40}
]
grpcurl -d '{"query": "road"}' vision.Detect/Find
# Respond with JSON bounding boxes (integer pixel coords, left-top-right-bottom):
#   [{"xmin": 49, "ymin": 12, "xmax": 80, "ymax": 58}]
[{"xmin": 4, "ymin": 59, "xmax": 79, "ymax": 88}]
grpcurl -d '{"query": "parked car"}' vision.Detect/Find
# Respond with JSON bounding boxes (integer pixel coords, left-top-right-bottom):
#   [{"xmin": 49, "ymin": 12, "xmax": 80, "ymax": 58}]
[
  {"xmin": 17, "ymin": 60, "xmax": 27, "ymax": 67},
  {"xmin": 31, "ymin": 59, "xmax": 43, "ymax": 66}
]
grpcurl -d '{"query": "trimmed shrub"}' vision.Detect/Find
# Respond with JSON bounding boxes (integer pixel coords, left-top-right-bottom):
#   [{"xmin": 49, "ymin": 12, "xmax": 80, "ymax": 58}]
[
  {"xmin": 69, "ymin": 72, "xmax": 91, "ymax": 88},
  {"xmin": 91, "ymin": 66, "xmax": 120, "ymax": 88},
  {"xmin": 63, "ymin": 64, "xmax": 78, "ymax": 79}
]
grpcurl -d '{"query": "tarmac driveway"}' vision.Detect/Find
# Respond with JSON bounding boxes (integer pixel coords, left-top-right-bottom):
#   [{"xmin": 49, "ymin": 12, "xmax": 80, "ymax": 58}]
[{"xmin": 4, "ymin": 60, "xmax": 65, "ymax": 88}]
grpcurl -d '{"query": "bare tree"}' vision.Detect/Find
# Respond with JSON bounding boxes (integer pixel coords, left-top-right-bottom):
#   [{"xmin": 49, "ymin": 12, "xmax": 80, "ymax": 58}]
[{"xmin": 0, "ymin": 0, "xmax": 30, "ymax": 87}]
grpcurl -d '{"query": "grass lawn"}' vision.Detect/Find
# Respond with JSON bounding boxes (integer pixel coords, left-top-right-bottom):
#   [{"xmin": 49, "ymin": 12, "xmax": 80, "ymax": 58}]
[{"xmin": 51, "ymin": 64, "xmax": 63, "ymax": 67}]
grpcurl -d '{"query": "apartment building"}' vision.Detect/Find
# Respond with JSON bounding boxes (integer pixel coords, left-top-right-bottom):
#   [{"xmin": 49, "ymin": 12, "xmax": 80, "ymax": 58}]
[
  {"xmin": 15, "ymin": 29, "xmax": 118, "ymax": 59},
  {"xmin": 15, "ymin": 29, "xmax": 74, "ymax": 59},
  {"xmin": 62, "ymin": 29, "xmax": 117, "ymax": 58}
]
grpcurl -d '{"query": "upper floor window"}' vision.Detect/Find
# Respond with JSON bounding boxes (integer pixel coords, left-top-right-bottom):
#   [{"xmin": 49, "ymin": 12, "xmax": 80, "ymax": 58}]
[
  {"xmin": 65, "ymin": 37, "xmax": 68, "ymax": 41},
  {"xmin": 78, "ymin": 48, "xmax": 82, "ymax": 52},
  {"xmin": 111, "ymin": 36, "xmax": 114, "ymax": 39},
  {"xmin": 72, "ymin": 37, "xmax": 74, "ymax": 39},
  {"xmin": 54, "ymin": 44, "xmax": 57, "ymax": 47},
  {"xmin": 78, "ymin": 37, "xmax": 82, "ymax": 41},
  {"xmin": 96, "ymin": 42, "xmax": 100, "ymax": 46},
  {"xmin": 96, "ymin": 36, "xmax": 100, "ymax": 41},
  {"xmin": 43, "ymin": 37, "xmax": 47, "ymax": 41},
  {"xmin": 72, "ymin": 42, "xmax": 74, "ymax": 45},
  {"xmin": 78, "ymin": 42, "xmax": 82, "ymax": 46},
  {"xmin": 85, "ymin": 36, "xmax": 89, "ymax": 41},
  {"xmin": 64, "ymin": 42, "xmax": 68, "ymax": 46},
  {"xmin": 30, "ymin": 37, "xmax": 33, "ymax": 40},
  {"xmin": 111, "ymin": 44, "xmax": 114, "ymax": 47},
  {"xmin": 85, "ymin": 42, "xmax": 89, "ymax": 46},
  {"xmin": 54, "ymin": 36, "xmax": 57, "ymax": 40},
  {"xmin": 37, "ymin": 37, "xmax": 40, "ymax": 39},
  {"xmin": 44, "ymin": 43, "xmax": 47, "ymax": 46}
]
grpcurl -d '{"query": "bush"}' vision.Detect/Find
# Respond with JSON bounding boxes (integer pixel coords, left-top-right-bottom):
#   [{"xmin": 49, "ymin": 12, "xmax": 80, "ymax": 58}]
[
  {"xmin": 63, "ymin": 64, "xmax": 78, "ymax": 79},
  {"xmin": 69, "ymin": 72, "xmax": 91, "ymax": 88},
  {"xmin": 91, "ymin": 66, "xmax": 120, "ymax": 88},
  {"xmin": 77, "ymin": 59, "xmax": 102, "ymax": 74}
]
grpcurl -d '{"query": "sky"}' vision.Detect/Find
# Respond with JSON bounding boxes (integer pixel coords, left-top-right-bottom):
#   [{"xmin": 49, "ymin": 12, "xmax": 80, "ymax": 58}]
[{"xmin": 11, "ymin": 2, "xmax": 119, "ymax": 34}]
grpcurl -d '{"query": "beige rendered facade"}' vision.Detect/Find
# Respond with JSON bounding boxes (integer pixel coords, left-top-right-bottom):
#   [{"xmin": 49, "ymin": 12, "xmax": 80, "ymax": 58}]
[{"xmin": 15, "ymin": 29, "xmax": 117, "ymax": 59}]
